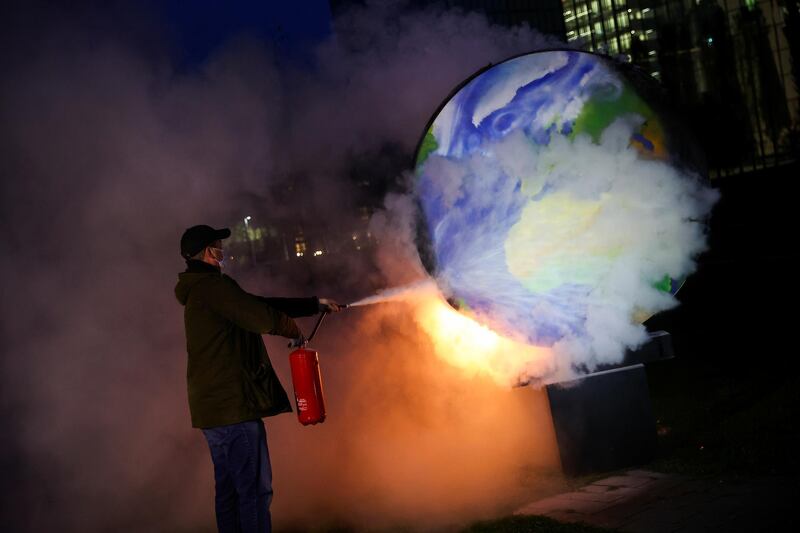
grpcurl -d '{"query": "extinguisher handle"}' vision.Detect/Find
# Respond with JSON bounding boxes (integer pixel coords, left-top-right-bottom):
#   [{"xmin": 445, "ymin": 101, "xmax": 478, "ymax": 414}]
[
  {"xmin": 287, "ymin": 311, "xmax": 328, "ymax": 349},
  {"xmin": 307, "ymin": 311, "xmax": 328, "ymax": 342},
  {"xmin": 288, "ymin": 336, "xmax": 307, "ymax": 349}
]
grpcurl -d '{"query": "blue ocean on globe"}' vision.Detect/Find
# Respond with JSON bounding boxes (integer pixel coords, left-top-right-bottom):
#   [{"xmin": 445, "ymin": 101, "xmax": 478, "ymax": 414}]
[{"xmin": 414, "ymin": 50, "xmax": 683, "ymax": 347}]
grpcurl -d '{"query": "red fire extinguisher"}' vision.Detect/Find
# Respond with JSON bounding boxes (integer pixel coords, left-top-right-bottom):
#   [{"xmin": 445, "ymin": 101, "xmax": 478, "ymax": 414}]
[{"xmin": 287, "ymin": 308, "xmax": 343, "ymax": 426}]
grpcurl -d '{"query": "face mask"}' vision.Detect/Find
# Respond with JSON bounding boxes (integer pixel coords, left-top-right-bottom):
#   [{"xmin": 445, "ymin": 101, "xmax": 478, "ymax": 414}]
[{"xmin": 209, "ymin": 247, "xmax": 225, "ymax": 267}]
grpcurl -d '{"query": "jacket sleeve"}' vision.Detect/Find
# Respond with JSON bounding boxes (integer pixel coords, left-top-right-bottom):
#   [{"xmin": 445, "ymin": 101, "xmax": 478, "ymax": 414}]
[
  {"xmin": 197, "ymin": 277, "xmax": 302, "ymax": 338},
  {"xmin": 258, "ymin": 296, "xmax": 320, "ymax": 318}
]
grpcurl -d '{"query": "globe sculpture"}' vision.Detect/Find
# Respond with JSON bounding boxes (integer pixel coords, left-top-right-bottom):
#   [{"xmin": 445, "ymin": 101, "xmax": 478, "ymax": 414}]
[{"xmin": 414, "ymin": 50, "xmax": 710, "ymax": 349}]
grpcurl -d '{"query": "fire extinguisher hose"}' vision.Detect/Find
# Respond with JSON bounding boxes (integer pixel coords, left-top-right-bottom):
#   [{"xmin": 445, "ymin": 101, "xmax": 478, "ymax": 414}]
[{"xmin": 287, "ymin": 303, "xmax": 349, "ymax": 348}]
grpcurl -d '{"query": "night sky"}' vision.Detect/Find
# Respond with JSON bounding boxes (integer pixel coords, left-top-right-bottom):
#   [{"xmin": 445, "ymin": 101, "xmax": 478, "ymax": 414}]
[{"xmin": 158, "ymin": 0, "xmax": 333, "ymax": 68}]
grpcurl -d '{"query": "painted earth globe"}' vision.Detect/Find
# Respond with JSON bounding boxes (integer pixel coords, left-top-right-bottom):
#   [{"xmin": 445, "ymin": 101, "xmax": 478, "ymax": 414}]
[{"xmin": 414, "ymin": 50, "xmax": 704, "ymax": 347}]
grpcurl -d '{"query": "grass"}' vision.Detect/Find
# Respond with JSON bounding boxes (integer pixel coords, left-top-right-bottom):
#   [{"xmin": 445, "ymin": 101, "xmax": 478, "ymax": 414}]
[
  {"xmin": 646, "ymin": 358, "xmax": 800, "ymax": 478},
  {"xmin": 463, "ymin": 515, "xmax": 613, "ymax": 533},
  {"xmin": 276, "ymin": 516, "xmax": 614, "ymax": 533}
]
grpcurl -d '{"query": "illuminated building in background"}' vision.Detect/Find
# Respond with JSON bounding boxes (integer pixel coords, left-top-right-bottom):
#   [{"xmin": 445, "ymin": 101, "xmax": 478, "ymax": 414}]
[
  {"xmin": 560, "ymin": 0, "xmax": 798, "ymax": 175},
  {"xmin": 563, "ymin": 1, "xmax": 660, "ymax": 76}
]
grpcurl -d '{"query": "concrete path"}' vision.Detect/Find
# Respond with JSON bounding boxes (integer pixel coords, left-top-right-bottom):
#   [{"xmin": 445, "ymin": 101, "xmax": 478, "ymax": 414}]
[{"xmin": 515, "ymin": 470, "xmax": 797, "ymax": 532}]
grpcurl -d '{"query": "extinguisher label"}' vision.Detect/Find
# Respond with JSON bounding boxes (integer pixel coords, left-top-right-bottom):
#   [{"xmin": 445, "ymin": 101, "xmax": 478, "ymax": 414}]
[{"xmin": 296, "ymin": 397, "xmax": 308, "ymax": 411}]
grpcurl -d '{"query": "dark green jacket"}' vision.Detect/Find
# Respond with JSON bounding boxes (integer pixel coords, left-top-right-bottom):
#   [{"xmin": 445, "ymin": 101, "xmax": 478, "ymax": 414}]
[{"xmin": 174, "ymin": 260, "xmax": 319, "ymax": 428}]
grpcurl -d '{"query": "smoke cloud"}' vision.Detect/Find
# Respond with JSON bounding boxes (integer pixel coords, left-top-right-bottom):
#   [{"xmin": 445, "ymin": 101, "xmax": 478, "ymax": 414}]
[
  {"xmin": 0, "ymin": 1, "xmax": 562, "ymax": 531},
  {"xmin": 419, "ymin": 120, "xmax": 718, "ymax": 384},
  {"xmin": 413, "ymin": 51, "xmax": 718, "ymax": 385}
]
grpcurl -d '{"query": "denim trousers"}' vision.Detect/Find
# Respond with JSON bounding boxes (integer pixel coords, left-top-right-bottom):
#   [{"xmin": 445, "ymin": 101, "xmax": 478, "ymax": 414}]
[{"xmin": 202, "ymin": 419, "xmax": 273, "ymax": 533}]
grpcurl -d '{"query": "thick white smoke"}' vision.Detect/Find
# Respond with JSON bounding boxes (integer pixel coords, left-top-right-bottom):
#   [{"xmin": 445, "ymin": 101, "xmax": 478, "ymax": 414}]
[{"xmin": 417, "ymin": 115, "xmax": 718, "ymax": 384}]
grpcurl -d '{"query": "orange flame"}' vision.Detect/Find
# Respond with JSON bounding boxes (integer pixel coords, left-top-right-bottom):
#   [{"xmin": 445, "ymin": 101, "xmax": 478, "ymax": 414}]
[{"xmin": 412, "ymin": 295, "xmax": 553, "ymax": 386}]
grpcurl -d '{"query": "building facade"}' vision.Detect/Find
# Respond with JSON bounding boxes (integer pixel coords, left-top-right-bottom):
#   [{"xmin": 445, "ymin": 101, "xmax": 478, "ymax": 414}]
[{"xmin": 561, "ymin": 0, "xmax": 798, "ymax": 175}]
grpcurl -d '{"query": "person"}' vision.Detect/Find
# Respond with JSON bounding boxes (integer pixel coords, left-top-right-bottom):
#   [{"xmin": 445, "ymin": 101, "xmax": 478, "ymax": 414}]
[{"xmin": 174, "ymin": 224, "xmax": 340, "ymax": 533}]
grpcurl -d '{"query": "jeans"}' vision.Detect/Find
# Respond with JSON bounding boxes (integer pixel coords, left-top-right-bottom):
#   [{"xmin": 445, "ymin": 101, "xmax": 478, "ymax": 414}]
[{"xmin": 202, "ymin": 420, "xmax": 273, "ymax": 533}]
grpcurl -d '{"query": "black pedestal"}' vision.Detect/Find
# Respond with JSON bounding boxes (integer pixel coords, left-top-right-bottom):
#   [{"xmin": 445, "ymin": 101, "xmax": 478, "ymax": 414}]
[{"xmin": 545, "ymin": 331, "xmax": 673, "ymax": 476}]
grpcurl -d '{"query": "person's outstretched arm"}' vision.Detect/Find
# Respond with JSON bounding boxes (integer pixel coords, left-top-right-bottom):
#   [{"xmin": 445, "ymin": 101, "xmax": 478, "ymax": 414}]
[
  {"xmin": 196, "ymin": 278, "xmax": 302, "ymax": 338},
  {"xmin": 260, "ymin": 296, "xmax": 342, "ymax": 317},
  {"xmin": 259, "ymin": 297, "xmax": 319, "ymax": 318}
]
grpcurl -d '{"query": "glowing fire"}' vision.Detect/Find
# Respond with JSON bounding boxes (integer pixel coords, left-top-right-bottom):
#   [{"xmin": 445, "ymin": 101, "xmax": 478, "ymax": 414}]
[{"xmin": 413, "ymin": 295, "xmax": 553, "ymax": 386}]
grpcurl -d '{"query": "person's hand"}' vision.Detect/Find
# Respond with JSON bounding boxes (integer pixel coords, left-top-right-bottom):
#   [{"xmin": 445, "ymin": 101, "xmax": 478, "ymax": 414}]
[
  {"xmin": 318, "ymin": 298, "xmax": 342, "ymax": 312},
  {"xmin": 288, "ymin": 334, "xmax": 307, "ymax": 348}
]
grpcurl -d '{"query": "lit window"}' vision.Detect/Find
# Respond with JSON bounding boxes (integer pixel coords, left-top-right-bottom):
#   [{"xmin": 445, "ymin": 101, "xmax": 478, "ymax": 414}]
[{"xmin": 294, "ymin": 239, "xmax": 306, "ymax": 257}]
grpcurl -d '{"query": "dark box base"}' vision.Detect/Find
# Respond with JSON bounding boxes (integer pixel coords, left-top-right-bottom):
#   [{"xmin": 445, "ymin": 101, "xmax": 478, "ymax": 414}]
[{"xmin": 546, "ymin": 364, "xmax": 657, "ymax": 476}]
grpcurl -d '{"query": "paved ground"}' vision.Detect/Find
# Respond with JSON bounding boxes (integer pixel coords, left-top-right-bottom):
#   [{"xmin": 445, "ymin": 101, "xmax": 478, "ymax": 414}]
[{"xmin": 515, "ymin": 470, "xmax": 797, "ymax": 532}]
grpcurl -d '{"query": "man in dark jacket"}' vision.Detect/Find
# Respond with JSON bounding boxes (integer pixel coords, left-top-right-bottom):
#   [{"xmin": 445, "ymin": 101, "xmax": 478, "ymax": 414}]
[{"xmin": 175, "ymin": 224, "xmax": 340, "ymax": 533}]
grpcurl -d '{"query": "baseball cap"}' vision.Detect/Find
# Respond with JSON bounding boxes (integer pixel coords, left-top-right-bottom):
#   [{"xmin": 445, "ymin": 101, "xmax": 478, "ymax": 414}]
[{"xmin": 180, "ymin": 225, "xmax": 231, "ymax": 259}]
